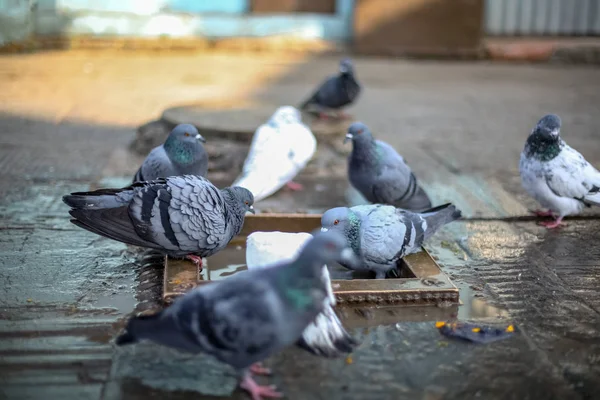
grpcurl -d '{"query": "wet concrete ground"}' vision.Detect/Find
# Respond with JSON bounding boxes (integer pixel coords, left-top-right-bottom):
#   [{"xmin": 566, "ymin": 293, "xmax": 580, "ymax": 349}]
[{"xmin": 1, "ymin": 51, "xmax": 600, "ymax": 400}]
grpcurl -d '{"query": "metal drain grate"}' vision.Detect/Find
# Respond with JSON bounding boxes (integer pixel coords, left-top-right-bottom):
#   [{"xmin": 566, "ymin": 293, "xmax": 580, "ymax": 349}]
[{"xmin": 163, "ymin": 214, "xmax": 459, "ymax": 306}]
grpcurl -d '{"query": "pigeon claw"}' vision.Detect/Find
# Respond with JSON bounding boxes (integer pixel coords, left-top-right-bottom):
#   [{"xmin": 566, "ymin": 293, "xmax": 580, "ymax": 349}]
[
  {"xmin": 285, "ymin": 181, "xmax": 304, "ymax": 191},
  {"xmin": 240, "ymin": 375, "xmax": 283, "ymax": 400},
  {"xmin": 538, "ymin": 217, "xmax": 564, "ymax": 229},
  {"xmin": 185, "ymin": 254, "xmax": 203, "ymax": 272},
  {"xmin": 250, "ymin": 362, "xmax": 272, "ymax": 376}
]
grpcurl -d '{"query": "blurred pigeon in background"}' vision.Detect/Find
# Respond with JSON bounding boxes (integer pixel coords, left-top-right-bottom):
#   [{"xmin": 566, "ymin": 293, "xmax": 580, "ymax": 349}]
[
  {"xmin": 520, "ymin": 114, "xmax": 600, "ymax": 228},
  {"xmin": 63, "ymin": 175, "xmax": 254, "ymax": 271},
  {"xmin": 345, "ymin": 122, "xmax": 432, "ymax": 212},
  {"xmin": 115, "ymin": 230, "xmax": 358, "ymax": 400},
  {"xmin": 300, "ymin": 58, "xmax": 361, "ymax": 120},
  {"xmin": 233, "ymin": 106, "xmax": 316, "ymax": 201},
  {"xmin": 246, "ymin": 231, "xmax": 357, "ymax": 358},
  {"xmin": 133, "ymin": 124, "xmax": 208, "ymax": 182},
  {"xmin": 321, "ymin": 203, "xmax": 461, "ymax": 278}
]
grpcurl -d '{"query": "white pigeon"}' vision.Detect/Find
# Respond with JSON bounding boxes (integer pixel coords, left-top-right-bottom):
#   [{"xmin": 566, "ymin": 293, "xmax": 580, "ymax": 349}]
[
  {"xmin": 245, "ymin": 231, "xmax": 357, "ymax": 357},
  {"xmin": 519, "ymin": 114, "xmax": 600, "ymax": 228},
  {"xmin": 233, "ymin": 106, "xmax": 317, "ymax": 202}
]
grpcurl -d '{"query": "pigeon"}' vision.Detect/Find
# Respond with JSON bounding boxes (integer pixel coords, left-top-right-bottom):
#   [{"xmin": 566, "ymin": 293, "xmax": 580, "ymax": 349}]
[
  {"xmin": 133, "ymin": 124, "xmax": 208, "ymax": 182},
  {"xmin": 115, "ymin": 230, "xmax": 359, "ymax": 400},
  {"xmin": 519, "ymin": 114, "xmax": 600, "ymax": 228},
  {"xmin": 233, "ymin": 106, "xmax": 316, "ymax": 201},
  {"xmin": 345, "ymin": 122, "xmax": 432, "ymax": 212},
  {"xmin": 299, "ymin": 58, "xmax": 361, "ymax": 120},
  {"xmin": 62, "ymin": 175, "xmax": 254, "ymax": 271},
  {"xmin": 321, "ymin": 203, "xmax": 461, "ymax": 278},
  {"xmin": 245, "ymin": 231, "xmax": 357, "ymax": 358}
]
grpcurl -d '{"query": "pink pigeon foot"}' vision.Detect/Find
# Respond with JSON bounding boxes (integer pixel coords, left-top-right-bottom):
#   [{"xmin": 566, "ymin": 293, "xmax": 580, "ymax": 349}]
[
  {"xmin": 318, "ymin": 112, "xmax": 329, "ymax": 120},
  {"xmin": 185, "ymin": 254, "xmax": 203, "ymax": 272},
  {"xmin": 285, "ymin": 181, "xmax": 304, "ymax": 191},
  {"xmin": 250, "ymin": 362, "xmax": 272, "ymax": 376},
  {"xmin": 240, "ymin": 375, "xmax": 283, "ymax": 400},
  {"xmin": 539, "ymin": 217, "xmax": 564, "ymax": 229},
  {"xmin": 533, "ymin": 209, "xmax": 554, "ymax": 217}
]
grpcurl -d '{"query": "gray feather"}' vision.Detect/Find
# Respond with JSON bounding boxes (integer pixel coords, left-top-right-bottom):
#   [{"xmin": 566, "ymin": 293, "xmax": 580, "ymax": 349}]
[
  {"xmin": 63, "ymin": 175, "xmax": 254, "ymax": 259},
  {"xmin": 321, "ymin": 203, "xmax": 461, "ymax": 278},
  {"xmin": 346, "ymin": 123, "xmax": 432, "ymax": 212},
  {"xmin": 133, "ymin": 124, "xmax": 208, "ymax": 182},
  {"xmin": 115, "ymin": 231, "xmax": 351, "ymax": 373}
]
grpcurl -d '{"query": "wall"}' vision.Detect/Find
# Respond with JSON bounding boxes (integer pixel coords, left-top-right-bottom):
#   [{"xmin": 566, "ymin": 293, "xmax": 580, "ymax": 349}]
[
  {"xmin": 32, "ymin": 0, "xmax": 354, "ymax": 42},
  {"xmin": 0, "ymin": 0, "xmax": 34, "ymax": 45}
]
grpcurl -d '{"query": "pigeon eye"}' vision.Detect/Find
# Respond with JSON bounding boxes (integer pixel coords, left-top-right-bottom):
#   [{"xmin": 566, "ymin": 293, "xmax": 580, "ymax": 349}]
[
  {"xmin": 184, "ymin": 132, "xmax": 190, "ymax": 137},
  {"xmin": 333, "ymin": 219, "xmax": 339, "ymax": 225},
  {"xmin": 356, "ymin": 129, "xmax": 363, "ymax": 135},
  {"xmin": 245, "ymin": 201, "xmax": 249, "ymax": 205}
]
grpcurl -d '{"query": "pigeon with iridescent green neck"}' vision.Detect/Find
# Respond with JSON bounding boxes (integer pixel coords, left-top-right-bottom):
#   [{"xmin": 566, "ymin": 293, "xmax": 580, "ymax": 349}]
[
  {"xmin": 114, "ymin": 230, "xmax": 359, "ymax": 400},
  {"xmin": 520, "ymin": 114, "xmax": 600, "ymax": 229},
  {"xmin": 321, "ymin": 203, "xmax": 461, "ymax": 278},
  {"xmin": 133, "ymin": 124, "xmax": 208, "ymax": 182},
  {"xmin": 345, "ymin": 122, "xmax": 432, "ymax": 212}
]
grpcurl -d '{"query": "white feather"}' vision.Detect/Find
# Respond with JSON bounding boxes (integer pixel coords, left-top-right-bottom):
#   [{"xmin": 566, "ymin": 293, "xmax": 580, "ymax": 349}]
[
  {"xmin": 520, "ymin": 142, "xmax": 600, "ymax": 217},
  {"xmin": 245, "ymin": 231, "xmax": 355, "ymax": 357},
  {"xmin": 233, "ymin": 106, "xmax": 317, "ymax": 202}
]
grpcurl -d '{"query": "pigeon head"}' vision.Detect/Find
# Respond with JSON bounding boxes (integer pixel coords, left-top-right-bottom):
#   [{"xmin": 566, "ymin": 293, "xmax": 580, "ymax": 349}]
[
  {"xmin": 321, "ymin": 207, "xmax": 362, "ymax": 258},
  {"xmin": 526, "ymin": 114, "xmax": 563, "ymax": 161},
  {"xmin": 344, "ymin": 122, "xmax": 373, "ymax": 145},
  {"xmin": 270, "ymin": 106, "xmax": 301, "ymax": 126},
  {"xmin": 164, "ymin": 124, "xmax": 207, "ymax": 165},
  {"xmin": 301, "ymin": 230, "xmax": 359, "ymax": 269},
  {"xmin": 228, "ymin": 186, "xmax": 255, "ymax": 214},
  {"xmin": 339, "ymin": 58, "xmax": 354, "ymax": 75}
]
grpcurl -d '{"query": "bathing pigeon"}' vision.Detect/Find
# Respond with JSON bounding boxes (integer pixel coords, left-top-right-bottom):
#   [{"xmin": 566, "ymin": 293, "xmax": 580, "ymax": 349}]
[
  {"xmin": 62, "ymin": 175, "xmax": 254, "ymax": 271},
  {"xmin": 520, "ymin": 114, "xmax": 600, "ymax": 228},
  {"xmin": 115, "ymin": 230, "xmax": 358, "ymax": 400},
  {"xmin": 321, "ymin": 203, "xmax": 461, "ymax": 278},
  {"xmin": 246, "ymin": 231, "xmax": 357, "ymax": 358},
  {"xmin": 345, "ymin": 122, "xmax": 432, "ymax": 212},
  {"xmin": 300, "ymin": 58, "xmax": 361, "ymax": 119},
  {"xmin": 133, "ymin": 124, "xmax": 208, "ymax": 182},
  {"xmin": 233, "ymin": 106, "xmax": 316, "ymax": 201}
]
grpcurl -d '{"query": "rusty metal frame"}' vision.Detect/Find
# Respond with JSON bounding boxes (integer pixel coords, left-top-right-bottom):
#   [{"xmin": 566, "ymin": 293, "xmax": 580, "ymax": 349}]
[{"xmin": 164, "ymin": 214, "xmax": 459, "ymax": 306}]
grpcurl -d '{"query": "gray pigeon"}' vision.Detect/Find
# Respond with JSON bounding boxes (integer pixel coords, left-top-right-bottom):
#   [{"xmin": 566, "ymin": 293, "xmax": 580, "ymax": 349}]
[
  {"xmin": 321, "ymin": 203, "xmax": 461, "ymax": 278},
  {"xmin": 520, "ymin": 114, "xmax": 600, "ymax": 229},
  {"xmin": 115, "ymin": 230, "xmax": 358, "ymax": 400},
  {"xmin": 345, "ymin": 122, "xmax": 432, "ymax": 211},
  {"xmin": 300, "ymin": 58, "xmax": 361, "ymax": 119},
  {"xmin": 62, "ymin": 175, "xmax": 254, "ymax": 271},
  {"xmin": 133, "ymin": 124, "xmax": 208, "ymax": 182}
]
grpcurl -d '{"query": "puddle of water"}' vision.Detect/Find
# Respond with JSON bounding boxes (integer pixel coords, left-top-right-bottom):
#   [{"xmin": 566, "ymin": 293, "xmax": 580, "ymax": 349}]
[
  {"xmin": 202, "ymin": 244, "xmax": 416, "ymax": 282},
  {"xmin": 456, "ymin": 282, "xmax": 510, "ymax": 320}
]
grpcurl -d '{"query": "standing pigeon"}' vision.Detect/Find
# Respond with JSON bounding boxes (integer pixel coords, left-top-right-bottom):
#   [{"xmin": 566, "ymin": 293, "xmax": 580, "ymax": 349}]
[
  {"xmin": 115, "ymin": 230, "xmax": 358, "ymax": 400},
  {"xmin": 345, "ymin": 122, "xmax": 432, "ymax": 212},
  {"xmin": 245, "ymin": 231, "xmax": 357, "ymax": 358},
  {"xmin": 299, "ymin": 58, "xmax": 361, "ymax": 120},
  {"xmin": 519, "ymin": 114, "xmax": 600, "ymax": 228},
  {"xmin": 62, "ymin": 175, "xmax": 254, "ymax": 271},
  {"xmin": 233, "ymin": 106, "xmax": 316, "ymax": 200},
  {"xmin": 321, "ymin": 203, "xmax": 461, "ymax": 278},
  {"xmin": 133, "ymin": 124, "xmax": 208, "ymax": 182}
]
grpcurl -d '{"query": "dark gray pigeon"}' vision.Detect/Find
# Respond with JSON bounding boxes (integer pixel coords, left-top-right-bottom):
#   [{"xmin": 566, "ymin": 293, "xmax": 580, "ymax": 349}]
[
  {"xmin": 520, "ymin": 114, "xmax": 600, "ymax": 229},
  {"xmin": 345, "ymin": 122, "xmax": 432, "ymax": 211},
  {"xmin": 115, "ymin": 230, "xmax": 359, "ymax": 400},
  {"xmin": 62, "ymin": 175, "xmax": 254, "ymax": 271},
  {"xmin": 133, "ymin": 124, "xmax": 208, "ymax": 182},
  {"xmin": 300, "ymin": 58, "xmax": 360, "ymax": 119},
  {"xmin": 321, "ymin": 203, "xmax": 461, "ymax": 278}
]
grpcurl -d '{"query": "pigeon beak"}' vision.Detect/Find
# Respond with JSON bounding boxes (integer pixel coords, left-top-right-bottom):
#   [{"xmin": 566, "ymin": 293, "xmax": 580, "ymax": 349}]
[
  {"xmin": 344, "ymin": 133, "xmax": 353, "ymax": 144},
  {"xmin": 247, "ymin": 205, "xmax": 255, "ymax": 214},
  {"xmin": 339, "ymin": 247, "xmax": 359, "ymax": 268},
  {"xmin": 320, "ymin": 227, "xmax": 328, "ymax": 232},
  {"xmin": 195, "ymin": 133, "xmax": 206, "ymax": 143}
]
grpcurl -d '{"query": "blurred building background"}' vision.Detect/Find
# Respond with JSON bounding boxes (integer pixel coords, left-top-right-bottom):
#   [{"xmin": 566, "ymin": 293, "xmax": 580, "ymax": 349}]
[{"xmin": 1, "ymin": 0, "xmax": 599, "ymax": 54}]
